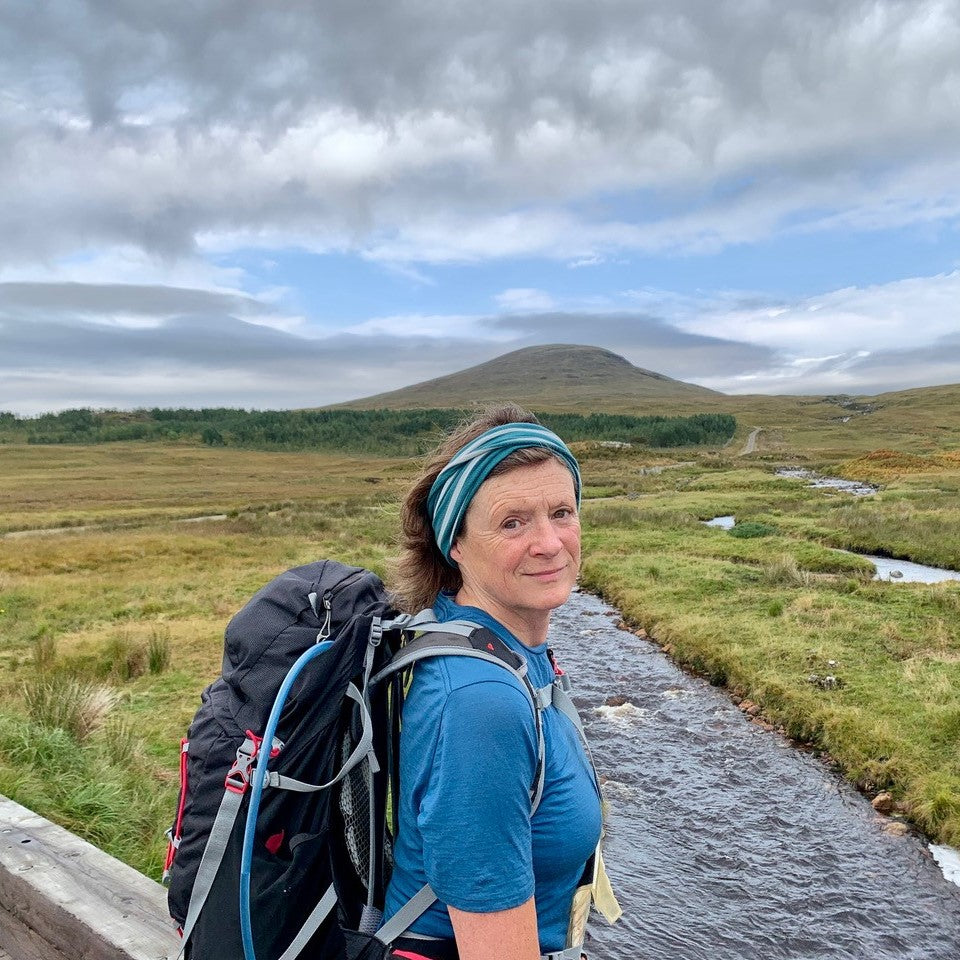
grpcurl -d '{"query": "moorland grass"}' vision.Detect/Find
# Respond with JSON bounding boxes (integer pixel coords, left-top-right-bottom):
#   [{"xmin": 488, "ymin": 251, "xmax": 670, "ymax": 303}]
[
  {"xmin": 0, "ymin": 443, "xmax": 417, "ymax": 533},
  {"xmin": 1, "ymin": 441, "xmax": 959, "ymax": 879}
]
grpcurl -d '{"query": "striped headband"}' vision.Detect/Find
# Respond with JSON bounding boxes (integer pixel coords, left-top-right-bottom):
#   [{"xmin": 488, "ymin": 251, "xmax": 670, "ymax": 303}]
[{"xmin": 427, "ymin": 422, "xmax": 582, "ymax": 564}]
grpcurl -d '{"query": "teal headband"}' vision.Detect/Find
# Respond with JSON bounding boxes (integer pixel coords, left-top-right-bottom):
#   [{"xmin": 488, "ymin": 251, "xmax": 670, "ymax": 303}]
[{"xmin": 427, "ymin": 422, "xmax": 581, "ymax": 564}]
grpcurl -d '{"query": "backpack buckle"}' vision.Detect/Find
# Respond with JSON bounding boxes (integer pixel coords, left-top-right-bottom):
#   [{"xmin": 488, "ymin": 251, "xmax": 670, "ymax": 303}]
[
  {"xmin": 224, "ymin": 734, "xmax": 259, "ymax": 794},
  {"xmin": 225, "ymin": 732, "xmax": 283, "ymax": 794}
]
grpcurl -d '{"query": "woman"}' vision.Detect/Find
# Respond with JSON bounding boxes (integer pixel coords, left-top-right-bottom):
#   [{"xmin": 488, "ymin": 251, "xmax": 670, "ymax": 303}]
[{"xmin": 382, "ymin": 404, "xmax": 614, "ymax": 960}]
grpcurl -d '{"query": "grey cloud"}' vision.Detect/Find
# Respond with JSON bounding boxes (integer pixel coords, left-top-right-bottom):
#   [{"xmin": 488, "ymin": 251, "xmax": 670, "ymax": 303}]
[
  {"xmin": 0, "ymin": 308, "xmax": 505, "ymax": 413},
  {"xmin": 2, "ymin": 1, "xmax": 959, "ymax": 262},
  {"xmin": 5, "ymin": 295, "xmax": 779, "ymax": 413},
  {"xmin": 835, "ymin": 335, "xmax": 960, "ymax": 391},
  {"xmin": 3, "ymin": 297, "xmax": 956, "ymax": 413},
  {"xmin": 2, "ymin": 313, "xmax": 295, "ymax": 370},
  {"xmin": 0, "ymin": 282, "xmax": 268, "ymax": 317},
  {"xmin": 485, "ymin": 311, "xmax": 779, "ymax": 378},
  {"xmin": 702, "ymin": 334, "xmax": 960, "ymax": 395}
]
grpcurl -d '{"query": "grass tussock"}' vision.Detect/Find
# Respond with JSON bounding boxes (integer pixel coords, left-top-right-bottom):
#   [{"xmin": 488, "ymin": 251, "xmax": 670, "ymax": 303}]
[
  {"xmin": 22, "ymin": 674, "xmax": 119, "ymax": 741},
  {"xmin": 761, "ymin": 556, "xmax": 813, "ymax": 587},
  {"xmin": 729, "ymin": 521, "xmax": 778, "ymax": 539},
  {"xmin": 148, "ymin": 626, "xmax": 171, "ymax": 674},
  {"xmin": 102, "ymin": 632, "xmax": 148, "ymax": 681},
  {"xmin": 32, "ymin": 633, "xmax": 57, "ymax": 671},
  {"xmin": 0, "ymin": 712, "xmax": 171, "ymax": 873},
  {"xmin": 838, "ymin": 448, "xmax": 960, "ymax": 483}
]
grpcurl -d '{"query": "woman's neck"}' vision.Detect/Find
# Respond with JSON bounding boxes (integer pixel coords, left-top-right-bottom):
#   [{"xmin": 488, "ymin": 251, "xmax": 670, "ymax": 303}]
[{"xmin": 452, "ymin": 587, "xmax": 550, "ymax": 648}]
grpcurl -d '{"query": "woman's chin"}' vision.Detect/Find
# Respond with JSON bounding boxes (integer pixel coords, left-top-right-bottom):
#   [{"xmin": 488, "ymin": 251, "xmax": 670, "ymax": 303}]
[{"xmin": 525, "ymin": 578, "xmax": 577, "ymax": 610}]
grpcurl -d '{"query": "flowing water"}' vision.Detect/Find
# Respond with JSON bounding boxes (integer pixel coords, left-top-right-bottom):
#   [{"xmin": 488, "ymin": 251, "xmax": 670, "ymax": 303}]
[
  {"xmin": 548, "ymin": 590, "xmax": 960, "ymax": 960},
  {"xmin": 775, "ymin": 469, "xmax": 878, "ymax": 498},
  {"xmin": 700, "ymin": 519, "xmax": 960, "ymax": 583},
  {"xmin": 854, "ymin": 554, "xmax": 960, "ymax": 584}
]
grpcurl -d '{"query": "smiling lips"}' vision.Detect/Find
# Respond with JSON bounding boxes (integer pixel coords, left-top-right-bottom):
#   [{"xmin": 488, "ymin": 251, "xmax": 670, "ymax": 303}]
[{"xmin": 526, "ymin": 566, "xmax": 567, "ymax": 579}]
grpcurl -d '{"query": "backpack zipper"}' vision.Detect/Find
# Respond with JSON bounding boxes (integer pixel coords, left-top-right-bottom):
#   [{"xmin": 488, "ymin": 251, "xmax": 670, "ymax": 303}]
[
  {"xmin": 315, "ymin": 568, "xmax": 372, "ymax": 643},
  {"xmin": 317, "ymin": 594, "xmax": 333, "ymax": 642}
]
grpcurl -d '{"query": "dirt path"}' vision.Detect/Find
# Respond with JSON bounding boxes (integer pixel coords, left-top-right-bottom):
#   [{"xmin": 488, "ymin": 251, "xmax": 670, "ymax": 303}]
[
  {"xmin": 2, "ymin": 514, "xmax": 228, "ymax": 540},
  {"xmin": 739, "ymin": 426, "xmax": 762, "ymax": 455}
]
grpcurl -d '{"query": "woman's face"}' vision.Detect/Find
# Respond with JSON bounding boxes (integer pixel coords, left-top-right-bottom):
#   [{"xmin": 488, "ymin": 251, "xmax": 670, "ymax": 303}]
[{"xmin": 449, "ymin": 458, "xmax": 581, "ymax": 637}]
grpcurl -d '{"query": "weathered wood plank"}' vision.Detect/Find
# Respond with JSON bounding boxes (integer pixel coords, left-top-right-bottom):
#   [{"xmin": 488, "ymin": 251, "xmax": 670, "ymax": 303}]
[
  {"xmin": 0, "ymin": 897, "xmax": 72, "ymax": 960},
  {"xmin": 0, "ymin": 795, "xmax": 179, "ymax": 960}
]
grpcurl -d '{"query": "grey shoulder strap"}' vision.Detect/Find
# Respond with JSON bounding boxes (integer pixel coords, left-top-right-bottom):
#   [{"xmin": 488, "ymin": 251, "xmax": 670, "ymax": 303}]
[
  {"xmin": 371, "ymin": 626, "xmax": 527, "ymax": 685},
  {"xmin": 380, "ymin": 609, "xmax": 478, "ymax": 633},
  {"xmin": 535, "ymin": 681, "xmax": 585, "ymax": 739},
  {"xmin": 373, "ymin": 624, "xmax": 546, "ymax": 814}
]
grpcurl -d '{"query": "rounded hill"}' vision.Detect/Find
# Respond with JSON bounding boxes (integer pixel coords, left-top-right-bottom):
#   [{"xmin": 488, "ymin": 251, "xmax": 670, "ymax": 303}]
[{"xmin": 341, "ymin": 344, "xmax": 721, "ymax": 413}]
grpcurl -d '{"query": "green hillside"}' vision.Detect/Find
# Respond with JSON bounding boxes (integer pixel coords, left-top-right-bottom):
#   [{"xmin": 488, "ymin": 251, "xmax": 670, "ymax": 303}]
[{"xmin": 340, "ymin": 343, "xmax": 720, "ymax": 411}]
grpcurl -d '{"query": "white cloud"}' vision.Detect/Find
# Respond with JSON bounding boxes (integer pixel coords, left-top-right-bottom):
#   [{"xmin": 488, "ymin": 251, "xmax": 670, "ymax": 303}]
[
  {"xmin": 342, "ymin": 313, "xmax": 501, "ymax": 339},
  {"xmin": 681, "ymin": 270, "xmax": 960, "ymax": 356},
  {"xmin": 0, "ymin": 247, "xmax": 246, "ymax": 294},
  {"xmin": 567, "ymin": 255, "xmax": 606, "ymax": 269},
  {"xmin": 494, "ymin": 288, "xmax": 556, "ymax": 311}
]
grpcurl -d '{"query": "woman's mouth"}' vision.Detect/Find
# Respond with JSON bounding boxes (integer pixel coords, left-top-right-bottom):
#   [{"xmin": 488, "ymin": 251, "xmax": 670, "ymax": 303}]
[{"xmin": 527, "ymin": 566, "xmax": 566, "ymax": 580}]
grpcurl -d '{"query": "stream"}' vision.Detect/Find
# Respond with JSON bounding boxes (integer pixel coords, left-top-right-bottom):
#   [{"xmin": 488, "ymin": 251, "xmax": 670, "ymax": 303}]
[
  {"xmin": 775, "ymin": 468, "xmax": 878, "ymax": 498},
  {"xmin": 549, "ymin": 590, "xmax": 960, "ymax": 960},
  {"xmin": 853, "ymin": 553, "xmax": 960, "ymax": 584},
  {"xmin": 701, "ymin": 517, "xmax": 960, "ymax": 584}
]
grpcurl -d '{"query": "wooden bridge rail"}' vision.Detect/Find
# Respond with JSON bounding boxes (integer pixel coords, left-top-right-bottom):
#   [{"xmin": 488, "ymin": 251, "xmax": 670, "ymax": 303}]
[{"xmin": 0, "ymin": 795, "xmax": 178, "ymax": 960}]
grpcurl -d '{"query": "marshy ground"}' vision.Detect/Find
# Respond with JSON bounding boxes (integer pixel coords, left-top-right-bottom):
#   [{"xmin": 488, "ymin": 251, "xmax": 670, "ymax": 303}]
[{"xmin": 1, "ymin": 435, "xmax": 958, "ymax": 881}]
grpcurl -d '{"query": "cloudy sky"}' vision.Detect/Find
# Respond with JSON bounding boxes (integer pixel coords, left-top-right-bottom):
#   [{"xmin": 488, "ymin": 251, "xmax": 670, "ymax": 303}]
[{"xmin": 3, "ymin": 0, "xmax": 960, "ymax": 414}]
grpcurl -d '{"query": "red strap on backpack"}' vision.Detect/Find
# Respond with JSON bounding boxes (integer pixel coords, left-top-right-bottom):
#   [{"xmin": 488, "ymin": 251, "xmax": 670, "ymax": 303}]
[{"xmin": 163, "ymin": 738, "xmax": 190, "ymax": 879}]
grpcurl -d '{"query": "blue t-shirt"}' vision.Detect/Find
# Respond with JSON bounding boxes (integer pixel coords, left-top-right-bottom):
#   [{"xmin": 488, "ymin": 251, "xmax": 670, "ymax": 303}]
[{"xmin": 382, "ymin": 593, "xmax": 602, "ymax": 952}]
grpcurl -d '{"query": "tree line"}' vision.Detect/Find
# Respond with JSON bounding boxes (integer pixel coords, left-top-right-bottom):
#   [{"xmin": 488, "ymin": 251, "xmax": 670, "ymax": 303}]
[{"xmin": 0, "ymin": 407, "xmax": 736, "ymax": 454}]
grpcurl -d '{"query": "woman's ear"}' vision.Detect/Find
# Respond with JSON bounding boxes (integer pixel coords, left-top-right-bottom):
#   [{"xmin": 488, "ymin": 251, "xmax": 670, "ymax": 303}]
[{"xmin": 449, "ymin": 539, "xmax": 463, "ymax": 564}]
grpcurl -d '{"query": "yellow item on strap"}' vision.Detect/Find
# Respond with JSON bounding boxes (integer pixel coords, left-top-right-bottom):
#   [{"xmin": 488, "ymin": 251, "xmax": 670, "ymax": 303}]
[
  {"xmin": 592, "ymin": 848, "xmax": 622, "ymax": 924},
  {"xmin": 565, "ymin": 845, "xmax": 622, "ymax": 948}
]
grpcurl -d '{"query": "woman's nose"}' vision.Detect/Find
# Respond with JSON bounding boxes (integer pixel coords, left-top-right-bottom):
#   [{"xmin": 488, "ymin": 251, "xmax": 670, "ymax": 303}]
[{"xmin": 529, "ymin": 516, "xmax": 563, "ymax": 555}]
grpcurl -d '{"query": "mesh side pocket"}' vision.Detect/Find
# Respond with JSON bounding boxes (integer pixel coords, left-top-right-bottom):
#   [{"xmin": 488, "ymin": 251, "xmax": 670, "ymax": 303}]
[{"xmin": 339, "ymin": 730, "xmax": 371, "ymax": 889}]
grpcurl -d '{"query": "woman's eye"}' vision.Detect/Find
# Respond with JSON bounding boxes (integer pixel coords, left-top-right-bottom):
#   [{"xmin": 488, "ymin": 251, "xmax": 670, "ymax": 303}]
[{"xmin": 502, "ymin": 518, "xmax": 521, "ymax": 530}]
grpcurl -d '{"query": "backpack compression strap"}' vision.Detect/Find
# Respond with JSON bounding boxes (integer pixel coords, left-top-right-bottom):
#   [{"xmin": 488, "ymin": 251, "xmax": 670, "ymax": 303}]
[
  {"xmin": 178, "ymin": 682, "xmax": 373, "ymax": 957},
  {"xmin": 177, "ymin": 733, "xmax": 278, "ymax": 955}
]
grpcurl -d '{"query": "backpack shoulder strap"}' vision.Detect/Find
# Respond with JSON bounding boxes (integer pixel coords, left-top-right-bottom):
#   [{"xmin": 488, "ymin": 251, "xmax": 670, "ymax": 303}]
[
  {"xmin": 368, "ymin": 621, "xmax": 549, "ymax": 946},
  {"xmin": 373, "ymin": 622, "xmax": 526, "ymax": 679},
  {"xmin": 371, "ymin": 622, "xmax": 546, "ymax": 813}
]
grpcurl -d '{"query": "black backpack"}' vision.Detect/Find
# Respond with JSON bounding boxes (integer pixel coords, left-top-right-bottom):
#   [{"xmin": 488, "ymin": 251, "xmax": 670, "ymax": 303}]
[{"xmin": 164, "ymin": 560, "xmax": 550, "ymax": 960}]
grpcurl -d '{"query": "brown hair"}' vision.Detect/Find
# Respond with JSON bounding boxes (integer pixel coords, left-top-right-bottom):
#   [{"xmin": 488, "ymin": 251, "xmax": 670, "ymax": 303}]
[{"xmin": 392, "ymin": 403, "xmax": 563, "ymax": 613}]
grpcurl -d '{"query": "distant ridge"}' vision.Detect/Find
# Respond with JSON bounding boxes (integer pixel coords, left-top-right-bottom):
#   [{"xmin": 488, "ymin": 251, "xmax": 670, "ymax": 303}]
[{"xmin": 341, "ymin": 344, "xmax": 721, "ymax": 413}]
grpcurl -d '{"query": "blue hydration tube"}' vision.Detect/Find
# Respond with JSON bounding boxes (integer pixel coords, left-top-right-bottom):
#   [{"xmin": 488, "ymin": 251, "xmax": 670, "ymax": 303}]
[{"xmin": 240, "ymin": 639, "xmax": 336, "ymax": 960}]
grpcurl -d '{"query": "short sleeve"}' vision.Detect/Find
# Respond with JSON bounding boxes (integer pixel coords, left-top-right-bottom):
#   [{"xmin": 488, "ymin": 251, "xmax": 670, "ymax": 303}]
[{"xmin": 418, "ymin": 678, "xmax": 539, "ymax": 912}]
